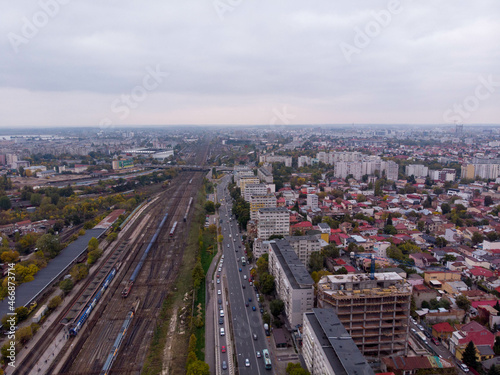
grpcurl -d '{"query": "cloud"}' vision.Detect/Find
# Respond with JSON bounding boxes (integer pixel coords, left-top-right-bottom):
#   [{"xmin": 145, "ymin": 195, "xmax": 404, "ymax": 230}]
[{"xmin": 1, "ymin": 0, "xmax": 499, "ymax": 127}]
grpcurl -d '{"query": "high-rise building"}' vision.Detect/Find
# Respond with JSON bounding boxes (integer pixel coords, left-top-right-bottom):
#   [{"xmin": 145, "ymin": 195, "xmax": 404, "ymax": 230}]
[
  {"xmin": 307, "ymin": 194, "xmax": 318, "ymax": 209},
  {"xmin": 303, "ymin": 308, "xmax": 375, "ymax": 375},
  {"xmin": 249, "ymin": 194, "xmax": 277, "ymax": 220},
  {"xmin": 317, "ymin": 273, "xmax": 412, "ymax": 358},
  {"xmin": 257, "ymin": 207, "xmax": 290, "ymax": 239},
  {"xmin": 406, "ymin": 164, "xmax": 429, "ymax": 178},
  {"xmin": 268, "ymin": 239, "xmax": 314, "ymax": 327}
]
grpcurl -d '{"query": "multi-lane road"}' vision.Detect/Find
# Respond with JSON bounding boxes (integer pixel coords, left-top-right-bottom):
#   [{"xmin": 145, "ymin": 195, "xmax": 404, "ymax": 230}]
[{"xmin": 215, "ymin": 175, "xmax": 273, "ymax": 374}]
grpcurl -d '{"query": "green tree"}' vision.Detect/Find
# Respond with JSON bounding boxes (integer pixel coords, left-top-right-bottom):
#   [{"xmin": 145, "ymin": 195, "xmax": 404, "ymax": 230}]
[
  {"xmin": 270, "ymin": 299, "xmax": 285, "ymax": 318},
  {"xmin": 192, "ymin": 261, "xmax": 205, "ymax": 289},
  {"xmin": 456, "ymin": 294, "xmax": 471, "ymax": 311},
  {"xmin": 204, "ymin": 201, "xmax": 215, "ymax": 214},
  {"xmin": 59, "ymin": 278, "xmax": 74, "ymax": 293},
  {"xmin": 286, "ymin": 362, "xmax": 311, "ymax": 375},
  {"xmin": 36, "ymin": 234, "xmax": 61, "ymax": 259},
  {"xmin": 484, "ymin": 196, "xmax": 494, "ymax": 207},
  {"xmin": 435, "ymin": 237, "xmax": 448, "ymax": 248},
  {"xmin": 387, "ymin": 245, "xmax": 404, "ymax": 261},
  {"xmin": 70, "ymin": 264, "xmax": 89, "ymax": 281},
  {"xmin": 256, "ymin": 255, "xmax": 269, "ymax": 275},
  {"xmin": 471, "ymin": 232, "xmax": 484, "ymax": 245},
  {"xmin": 441, "ymin": 203, "xmax": 451, "ymax": 214},
  {"xmin": 443, "ymin": 254, "xmax": 456, "ymax": 263},
  {"xmin": 0, "ymin": 196, "xmax": 11, "ymax": 210},
  {"xmin": 30, "ymin": 193, "xmax": 42, "ymax": 206},
  {"xmin": 321, "ymin": 244, "xmax": 339, "ymax": 258},
  {"xmin": 186, "ymin": 360, "xmax": 210, "ymax": 375},
  {"xmin": 15, "ymin": 306, "xmax": 29, "ymax": 322},
  {"xmin": 48, "ymin": 295, "xmax": 62, "ymax": 310},
  {"xmin": 462, "ymin": 341, "xmax": 479, "ymax": 370},
  {"xmin": 88, "ymin": 237, "xmax": 99, "ymax": 251},
  {"xmin": 260, "ymin": 273, "xmax": 275, "ymax": 295},
  {"xmin": 383, "ymin": 225, "xmax": 397, "ymax": 235},
  {"xmin": 308, "ymin": 251, "xmax": 324, "ymax": 272}
]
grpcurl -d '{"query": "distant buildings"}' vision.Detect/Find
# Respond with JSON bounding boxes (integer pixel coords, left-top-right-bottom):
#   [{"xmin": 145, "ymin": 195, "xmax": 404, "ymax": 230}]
[
  {"xmin": 259, "ymin": 154, "xmax": 292, "ymax": 167},
  {"xmin": 405, "ymin": 164, "xmax": 428, "ymax": 177}
]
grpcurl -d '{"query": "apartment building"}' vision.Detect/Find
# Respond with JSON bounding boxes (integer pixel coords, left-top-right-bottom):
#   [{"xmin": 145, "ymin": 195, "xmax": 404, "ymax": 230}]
[
  {"xmin": 335, "ymin": 159, "xmax": 399, "ymax": 181},
  {"xmin": 268, "ymin": 239, "xmax": 314, "ymax": 327},
  {"xmin": 257, "ymin": 207, "xmax": 290, "ymax": 240},
  {"xmin": 243, "ymin": 183, "xmax": 268, "ymax": 202},
  {"xmin": 317, "ymin": 273, "xmax": 412, "ymax": 358},
  {"xmin": 249, "ymin": 194, "xmax": 277, "ymax": 220},
  {"xmin": 303, "ymin": 308, "xmax": 375, "ymax": 375},
  {"xmin": 284, "ymin": 235, "xmax": 321, "ymax": 265},
  {"xmin": 257, "ymin": 166, "xmax": 274, "ymax": 184},
  {"xmin": 298, "ymin": 155, "xmax": 312, "ymax": 167},
  {"xmin": 406, "ymin": 164, "xmax": 428, "ymax": 177},
  {"xmin": 259, "ymin": 154, "xmax": 292, "ymax": 167},
  {"xmin": 238, "ymin": 177, "xmax": 260, "ymax": 193},
  {"xmin": 306, "ymin": 194, "xmax": 318, "ymax": 209}
]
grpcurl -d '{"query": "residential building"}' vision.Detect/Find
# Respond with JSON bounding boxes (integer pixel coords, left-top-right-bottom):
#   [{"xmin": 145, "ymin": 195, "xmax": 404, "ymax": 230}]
[
  {"xmin": 238, "ymin": 176, "xmax": 260, "ymax": 192},
  {"xmin": 284, "ymin": 235, "xmax": 321, "ymax": 265},
  {"xmin": 259, "ymin": 154, "xmax": 292, "ymax": 167},
  {"xmin": 243, "ymin": 183, "xmax": 268, "ymax": 202},
  {"xmin": 302, "ymin": 308, "xmax": 374, "ymax": 375},
  {"xmin": 257, "ymin": 207, "xmax": 290, "ymax": 240},
  {"xmin": 406, "ymin": 164, "xmax": 428, "ymax": 177},
  {"xmin": 307, "ymin": 194, "xmax": 318, "ymax": 209},
  {"xmin": 257, "ymin": 166, "xmax": 274, "ymax": 184},
  {"xmin": 317, "ymin": 273, "xmax": 412, "ymax": 357},
  {"xmin": 298, "ymin": 155, "xmax": 312, "ymax": 167},
  {"xmin": 252, "ymin": 238, "xmax": 271, "ymax": 259},
  {"xmin": 249, "ymin": 194, "xmax": 277, "ymax": 220},
  {"xmin": 268, "ymin": 239, "xmax": 314, "ymax": 327},
  {"xmin": 450, "ymin": 321, "xmax": 495, "ymax": 362}
]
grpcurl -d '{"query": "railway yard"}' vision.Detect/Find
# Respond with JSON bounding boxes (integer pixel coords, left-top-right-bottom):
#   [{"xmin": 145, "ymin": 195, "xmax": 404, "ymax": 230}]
[{"xmin": 9, "ymin": 141, "xmax": 210, "ymax": 375}]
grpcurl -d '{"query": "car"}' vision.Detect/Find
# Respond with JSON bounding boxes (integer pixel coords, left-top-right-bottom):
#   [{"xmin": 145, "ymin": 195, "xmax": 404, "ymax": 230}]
[
  {"xmin": 249, "ymin": 281, "xmax": 253, "ymax": 286},
  {"xmin": 245, "ymin": 359, "xmax": 250, "ymax": 367},
  {"xmin": 218, "ymin": 298, "xmax": 222, "ymax": 304},
  {"xmin": 459, "ymin": 363, "xmax": 469, "ymax": 372},
  {"xmin": 418, "ymin": 325, "xmax": 424, "ymax": 331},
  {"xmin": 217, "ymin": 274, "xmax": 219, "ymax": 278},
  {"xmin": 253, "ymin": 333, "xmax": 258, "ymax": 340},
  {"xmin": 222, "ymin": 361, "xmax": 227, "ymax": 370},
  {"xmin": 239, "ymin": 268, "xmax": 242, "ymax": 272},
  {"xmin": 220, "ymin": 310, "xmax": 224, "ymax": 317},
  {"xmin": 235, "ymin": 248, "xmax": 238, "ymax": 252},
  {"xmin": 248, "ymin": 297, "xmax": 252, "ymax": 302},
  {"xmin": 218, "ymin": 289, "xmax": 222, "ymax": 295},
  {"xmin": 220, "ymin": 328, "xmax": 225, "ymax": 336},
  {"xmin": 411, "ymin": 328, "xmax": 416, "ymax": 333},
  {"xmin": 260, "ymin": 308, "xmax": 264, "ymax": 314},
  {"xmin": 432, "ymin": 338, "xmax": 440, "ymax": 345},
  {"xmin": 222, "ymin": 255, "xmax": 224, "ymax": 259},
  {"xmin": 256, "ymin": 293, "xmax": 260, "ymax": 300},
  {"xmin": 219, "ymin": 317, "xmax": 224, "ymax": 324},
  {"xmin": 227, "ymin": 244, "xmax": 229, "ymax": 248},
  {"xmin": 234, "ymin": 238, "xmax": 236, "ymax": 241},
  {"xmin": 243, "ymin": 275, "xmax": 247, "ymax": 280},
  {"xmin": 242, "ymin": 285, "xmax": 246, "ymax": 289},
  {"xmin": 217, "ymin": 279, "xmax": 220, "ymax": 284},
  {"xmin": 218, "ymin": 267, "xmax": 222, "ymax": 272},
  {"xmin": 252, "ymin": 306, "xmax": 256, "ymax": 311},
  {"xmin": 222, "ymin": 346, "xmax": 226, "ymax": 353},
  {"xmin": 256, "ymin": 351, "xmax": 261, "ymax": 358}
]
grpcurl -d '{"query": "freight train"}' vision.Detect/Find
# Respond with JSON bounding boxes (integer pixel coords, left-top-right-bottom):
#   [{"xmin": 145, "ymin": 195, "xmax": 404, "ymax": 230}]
[
  {"xmin": 69, "ymin": 268, "xmax": 117, "ymax": 336},
  {"xmin": 122, "ymin": 212, "xmax": 169, "ymax": 298}
]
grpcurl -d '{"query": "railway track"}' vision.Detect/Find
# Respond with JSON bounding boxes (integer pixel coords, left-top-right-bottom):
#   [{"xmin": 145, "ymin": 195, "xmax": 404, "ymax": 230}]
[{"xmin": 57, "ymin": 170, "xmax": 202, "ymax": 374}]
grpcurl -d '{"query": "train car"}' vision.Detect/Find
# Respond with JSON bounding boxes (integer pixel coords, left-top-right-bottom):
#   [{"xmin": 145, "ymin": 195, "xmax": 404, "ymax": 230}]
[
  {"xmin": 122, "ymin": 212, "xmax": 169, "ymax": 298},
  {"xmin": 183, "ymin": 197, "xmax": 194, "ymax": 222},
  {"xmin": 169, "ymin": 221, "xmax": 178, "ymax": 237},
  {"xmin": 69, "ymin": 268, "xmax": 117, "ymax": 336}
]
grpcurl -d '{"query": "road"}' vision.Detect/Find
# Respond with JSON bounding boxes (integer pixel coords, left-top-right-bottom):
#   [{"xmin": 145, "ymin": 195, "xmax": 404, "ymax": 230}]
[{"xmin": 216, "ymin": 174, "xmax": 273, "ymax": 374}]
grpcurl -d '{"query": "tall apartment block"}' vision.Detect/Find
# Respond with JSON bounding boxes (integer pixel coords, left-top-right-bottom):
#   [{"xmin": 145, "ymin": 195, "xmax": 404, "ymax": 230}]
[
  {"xmin": 249, "ymin": 194, "xmax": 277, "ymax": 220},
  {"xmin": 317, "ymin": 273, "xmax": 412, "ymax": 358},
  {"xmin": 268, "ymin": 239, "xmax": 314, "ymax": 328},
  {"xmin": 257, "ymin": 207, "xmax": 290, "ymax": 239}
]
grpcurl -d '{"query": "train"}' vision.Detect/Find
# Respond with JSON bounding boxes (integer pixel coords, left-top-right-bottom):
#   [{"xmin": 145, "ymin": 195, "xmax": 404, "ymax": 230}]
[
  {"xmin": 169, "ymin": 221, "xmax": 178, "ymax": 237},
  {"xmin": 69, "ymin": 268, "xmax": 117, "ymax": 336},
  {"xmin": 122, "ymin": 212, "xmax": 169, "ymax": 298},
  {"xmin": 183, "ymin": 197, "xmax": 193, "ymax": 222},
  {"xmin": 100, "ymin": 302, "xmax": 138, "ymax": 375}
]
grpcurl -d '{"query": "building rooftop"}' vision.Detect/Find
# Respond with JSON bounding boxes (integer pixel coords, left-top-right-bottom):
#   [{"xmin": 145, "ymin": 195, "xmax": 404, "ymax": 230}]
[
  {"xmin": 270, "ymin": 240, "xmax": 314, "ymax": 289},
  {"xmin": 305, "ymin": 308, "xmax": 375, "ymax": 375}
]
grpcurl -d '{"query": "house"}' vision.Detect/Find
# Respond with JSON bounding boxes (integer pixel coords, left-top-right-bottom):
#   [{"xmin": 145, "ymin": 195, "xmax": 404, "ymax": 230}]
[
  {"xmin": 432, "ymin": 322, "xmax": 454, "ymax": 340},
  {"xmin": 468, "ymin": 267, "xmax": 495, "ymax": 282},
  {"xmin": 424, "ymin": 271, "xmax": 461, "ymax": 287},
  {"xmin": 450, "ymin": 321, "xmax": 495, "ymax": 361},
  {"xmin": 409, "ymin": 253, "xmax": 438, "ymax": 268},
  {"xmin": 442, "ymin": 281, "xmax": 469, "ymax": 295},
  {"xmin": 381, "ymin": 355, "xmax": 455, "ymax": 375},
  {"xmin": 412, "ymin": 284, "xmax": 440, "ymax": 309}
]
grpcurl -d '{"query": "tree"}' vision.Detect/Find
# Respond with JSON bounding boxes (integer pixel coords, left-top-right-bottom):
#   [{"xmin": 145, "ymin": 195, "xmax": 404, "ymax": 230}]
[
  {"xmin": 256, "ymin": 255, "xmax": 269, "ymax": 275},
  {"xmin": 192, "ymin": 261, "xmax": 205, "ymax": 289},
  {"xmin": 30, "ymin": 193, "xmax": 42, "ymax": 206},
  {"xmin": 462, "ymin": 341, "xmax": 479, "ymax": 370},
  {"xmin": 488, "ymin": 365, "xmax": 500, "ymax": 375},
  {"xmin": 321, "ymin": 244, "xmax": 339, "ymax": 258},
  {"xmin": 456, "ymin": 294, "xmax": 471, "ymax": 311},
  {"xmin": 48, "ymin": 295, "xmax": 62, "ymax": 310},
  {"xmin": 0, "ymin": 196, "xmax": 11, "ymax": 210},
  {"xmin": 0, "ymin": 250, "xmax": 19, "ymax": 263},
  {"xmin": 15, "ymin": 306, "xmax": 29, "ymax": 322},
  {"xmin": 485, "ymin": 195, "xmax": 494, "ymax": 207},
  {"xmin": 494, "ymin": 337, "xmax": 500, "ymax": 355},
  {"xmin": 186, "ymin": 360, "xmax": 210, "ymax": 375},
  {"xmin": 260, "ymin": 273, "xmax": 275, "ymax": 295},
  {"xmin": 88, "ymin": 237, "xmax": 99, "ymax": 251},
  {"xmin": 441, "ymin": 203, "xmax": 451, "ymax": 214},
  {"xmin": 270, "ymin": 299, "xmax": 285, "ymax": 318},
  {"xmin": 59, "ymin": 278, "xmax": 74, "ymax": 293},
  {"xmin": 471, "ymin": 232, "xmax": 484, "ymax": 246},
  {"xmin": 217, "ymin": 235, "xmax": 224, "ymax": 243},
  {"xmin": 417, "ymin": 221, "xmax": 425, "ymax": 232},
  {"xmin": 268, "ymin": 234, "xmax": 284, "ymax": 240},
  {"xmin": 286, "ymin": 362, "xmax": 311, "ymax": 375},
  {"xmin": 443, "ymin": 254, "xmax": 456, "ymax": 263},
  {"xmin": 435, "ymin": 237, "xmax": 448, "ymax": 248},
  {"xmin": 36, "ymin": 234, "xmax": 61, "ymax": 259},
  {"xmin": 70, "ymin": 264, "xmax": 89, "ymax": 281},
  {"xmin": 387, "ymin": 245, "xmax": 404, "ymax": 261},
  {"xmin": 308, "ymin": 251, "xmax": 324, "ymax": 272},
  {"xmin": 383, "ymin": 225, "xmax": 397, "ymax": 235}
]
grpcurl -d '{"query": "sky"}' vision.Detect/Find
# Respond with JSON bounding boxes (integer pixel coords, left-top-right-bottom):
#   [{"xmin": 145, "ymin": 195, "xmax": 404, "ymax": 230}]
[{"xmin": 1, "ymin": 1, "xmax": 499, "ymax": 128}]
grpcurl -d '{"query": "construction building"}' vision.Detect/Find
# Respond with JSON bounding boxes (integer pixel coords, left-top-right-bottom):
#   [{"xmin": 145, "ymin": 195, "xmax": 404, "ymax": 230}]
[{"xmin": 317, "ymin": 272, "xmax": 412, "ymax": 358}]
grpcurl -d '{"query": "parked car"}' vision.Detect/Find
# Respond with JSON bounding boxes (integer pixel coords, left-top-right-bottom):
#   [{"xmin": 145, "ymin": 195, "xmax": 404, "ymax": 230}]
[{"xmin": 459, "ymin": 363, "xmax": 469, "ymax": 372}]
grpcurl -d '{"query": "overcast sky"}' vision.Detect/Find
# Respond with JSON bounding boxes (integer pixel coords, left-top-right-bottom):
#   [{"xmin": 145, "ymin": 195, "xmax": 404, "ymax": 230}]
[{"xmin": 1, "ymin": 1, "xmax": 499, "ymax": 128}]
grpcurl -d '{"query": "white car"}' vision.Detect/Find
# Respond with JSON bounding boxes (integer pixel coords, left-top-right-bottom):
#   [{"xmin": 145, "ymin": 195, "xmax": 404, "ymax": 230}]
[
  {"xmin": 217, "ymin": 279, "xmax": 220, "ymax": 284},
  {"xmin": 459, "ymin": 364, "xmax": 469, "ymax": 372},
  {"xmin": 245, "ymin": 358, "xmax": 250, "ymax": 367},
  {"xmin": 220, "ymin": 328, "xmax": 225, "ymax": 336},
  {"xmin": 218, "ymin": 290, "xmax": 221, "ymax": 295},
  {"xmin": 218, "ymin": 267, "xmax": 222, "ymax": 272},
  {"xmin": 243, "ymin": 275, "xmax": 247, "ymax": 280}
]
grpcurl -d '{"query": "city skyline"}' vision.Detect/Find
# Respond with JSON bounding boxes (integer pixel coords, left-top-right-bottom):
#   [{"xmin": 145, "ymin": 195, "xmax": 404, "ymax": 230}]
[{"xmin": 2, "ymin": 1, "xmax": 499, "ymax": 127}]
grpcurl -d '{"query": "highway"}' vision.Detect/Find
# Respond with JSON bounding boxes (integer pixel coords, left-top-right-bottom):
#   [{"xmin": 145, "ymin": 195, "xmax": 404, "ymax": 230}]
[{"xmin": 216, "ymin": 174, "xmax": 273, "ymax": 374}]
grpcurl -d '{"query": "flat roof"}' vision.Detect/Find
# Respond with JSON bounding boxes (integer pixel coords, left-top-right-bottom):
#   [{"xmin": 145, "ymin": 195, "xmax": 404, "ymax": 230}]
[
  {"xmin": 305, "ymin": 308, "xmax": 374, "ymax": 375},
  {"xmin": 0, "ymin": 228, "xmax": 106, "ymax": 321},
  {"xmin": 259, "ymin": 207, "xmax": 288, "ymax": 213},
  {"xmin": 270, "ymin": 240, "xmax": 314, "ymax": 289}
]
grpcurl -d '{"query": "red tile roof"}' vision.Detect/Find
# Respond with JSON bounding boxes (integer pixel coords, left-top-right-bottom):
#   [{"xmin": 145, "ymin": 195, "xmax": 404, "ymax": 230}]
[{"xmin": 433, "ymin": 322, "xmax": 454, "ymax": 333}]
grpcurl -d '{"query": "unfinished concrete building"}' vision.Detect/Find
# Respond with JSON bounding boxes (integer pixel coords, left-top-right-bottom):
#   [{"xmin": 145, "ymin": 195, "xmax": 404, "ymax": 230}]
[{"xmin": 317, "ymin": 272, "xmax": 412, "ymax": 358}]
